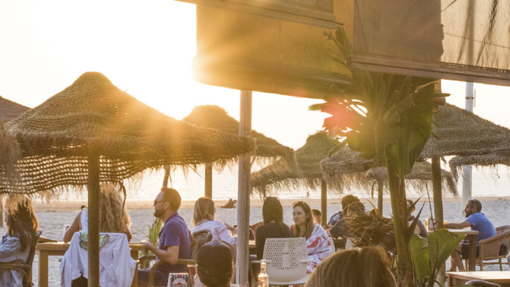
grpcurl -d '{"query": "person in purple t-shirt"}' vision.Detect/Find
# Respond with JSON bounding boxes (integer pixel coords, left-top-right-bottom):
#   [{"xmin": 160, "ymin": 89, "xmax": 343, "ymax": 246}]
[
  {"xmin": 445, "ymin": 199, "xmax": 497, "ymax": 271},
  {"xmin": 138, "ymin": 188, "xmax": 191, "ymax": 287}
]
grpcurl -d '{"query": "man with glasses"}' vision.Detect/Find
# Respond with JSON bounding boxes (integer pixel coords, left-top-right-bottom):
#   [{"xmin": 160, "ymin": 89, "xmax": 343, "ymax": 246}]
[
  {"xmin": 445, "ymin": 198, "xmax": 498, "ymax": 271},
  {"xmin": 138, "ymin": 188, "xmax": 191, "ymax": 286}
]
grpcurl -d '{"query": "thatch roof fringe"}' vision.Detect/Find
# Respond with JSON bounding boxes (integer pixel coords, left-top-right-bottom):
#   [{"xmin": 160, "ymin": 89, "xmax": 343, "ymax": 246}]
[
  {"xmin": 0, "ymin": 72, "xmax": 256, "ymax": 195},
  {"xmin": 449, "ymin": 154, "xmax": 510, "ymax": 181},
  {"xmin": 183, "ymin": 105, "xmax": 296, "ymax": 170}
]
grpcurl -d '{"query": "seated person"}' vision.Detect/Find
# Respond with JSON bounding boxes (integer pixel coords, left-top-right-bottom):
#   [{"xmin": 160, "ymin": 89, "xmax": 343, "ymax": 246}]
[
  {"xmin": 191, "ymin": 197, "xmax": 236, "ymax": 246},
  {"xmin": 255, "ymin": 197, "xmax": 292, "ymax": 259},
  {"xmin": 328, "ymin": 201, "xmax": 365, "ymax": 239},
  {"xmin": 407, "ymin": 199, "xmax": 427, "ymax": 238},
  {"xmin": 312, "ymin": 209, "xmax": 322, "ymax": 225},
  {"xmin": 0, "ymin": 195, "xmax": 39, "ymax": 287},
  {"xmin": 197, "ymin": 240, "xmax": 248, "ymax": 287},
  {"xmin": 64, "ymin": 183, "xmax": 132, "ymax": 242},
  {"xmin": 291, "ymin": 201, "xmax": 333, "ymax": 273},
  {"xmin": 327, "ymin": 195, "xmax": 360, "ymax": 228},
  {"xmin": 139, "ymin": 188, "xmax": 191, "ymax": 287},
  {"xmin": 304, "ymin": 246, "xmax": 397, "ymax": 287},
  {"xmin": 445, "ymin": 199, "xmax": 498, "ymax": 271}
]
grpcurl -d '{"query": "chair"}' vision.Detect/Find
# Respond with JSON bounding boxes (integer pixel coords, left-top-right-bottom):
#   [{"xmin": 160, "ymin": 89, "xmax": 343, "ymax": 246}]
[
  {"xmin": 0, "ymin": 229, "xmax": 42, "ymax": 287},
  {"xmin": 475, "ymin": 225, "xmax": 510, "ymax": 271},
  {"xmin": 143, "ymin": 229, "xmax": 213, "ymax": 287},
  {"xmin": 257, "ymin": 238, "xmax": 309, "ymax": 286},
  {"xmin": 465, "ymin": 280, "xmax": 501, "ymax": 287}
]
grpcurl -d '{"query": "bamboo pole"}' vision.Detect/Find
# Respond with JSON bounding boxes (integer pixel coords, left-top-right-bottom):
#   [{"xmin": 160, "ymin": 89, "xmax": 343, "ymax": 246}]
[
  {"xmin": 432, "ymin": 156, "xmax": 445, "ymax": 285},
  {"xmin": 205, "ymin": 163, "xmax": 213, "ymax": 199},
  {"xmin": 377, "ymin": 180, "xmax": 384, "ymax": 216},
  {"xmin": 87, "ymin": 153, "xmax": 101, "ymax": 287},
  {"xmin": 236, "ymin": 91, "xmax": 252, "ymax": 285},
  {"xmin": 162, "ymin": 165, "xmax": 170, "ymax": 188},
  {"xmin": 321, "ymin": 179, "xmax": 327, "ymax": 227}
]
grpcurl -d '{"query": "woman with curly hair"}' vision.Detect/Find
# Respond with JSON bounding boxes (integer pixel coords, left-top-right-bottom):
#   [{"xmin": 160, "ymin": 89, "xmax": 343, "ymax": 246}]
[
  {"xmin": 291, "ymin": 201, "xmax": 333, "ymax": 273},
  {"xmin": 0, "ymin": 195, "xmax": 39, "ymax": 286},
  {"xmin": 305, "ymin": 246, "xmax": 397, "ymax": 287},
  {"xmin": 64, "ymin": 183, "xmax": 132, "ymax": 242}
]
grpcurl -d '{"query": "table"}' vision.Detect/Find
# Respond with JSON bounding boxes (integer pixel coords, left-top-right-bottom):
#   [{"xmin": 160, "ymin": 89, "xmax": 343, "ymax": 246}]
[
  {"xmin": 447, "ymin": 271, "xmax": 510, "ymax": 287},
  {"xmin": 428, "ymin": 229, "xmax": 478, "ymax": 271},
  {"xmin": 36, "ymin": 242, "xmax": 145, "ymax": 287}
]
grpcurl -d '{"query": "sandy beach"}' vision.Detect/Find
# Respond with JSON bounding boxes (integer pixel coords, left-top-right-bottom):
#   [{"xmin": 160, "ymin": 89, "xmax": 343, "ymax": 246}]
[{"xmin": 3, "ymin": 196, "xmax": 510, "ymax": 287}]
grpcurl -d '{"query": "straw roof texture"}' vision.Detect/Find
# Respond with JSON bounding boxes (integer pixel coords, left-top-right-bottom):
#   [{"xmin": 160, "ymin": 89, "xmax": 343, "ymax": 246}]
[
  {"xmin": 183, "ymin": 105, "xmax": 295, "ymax": 168},
  {"xmin": 449, "ymin": 153, "xmax": 510, "ymax": 180},
  {"xmin": 251, "ymin": 131, "xmax": 336, "ymax": 195},
  {"xmin": 0, "ymin": 96, "xmax": 30, "ymax": 122},
  {"xmin": 420, "ymin": 104, "xmax": 510, "ymax": 159},
  {"xmin": 0, "ymin": 72, "xmax": 256, "ymax": 195},
  {"xmin": 321, "ymin": 146, "xmax": 457, "ymax": 195}
]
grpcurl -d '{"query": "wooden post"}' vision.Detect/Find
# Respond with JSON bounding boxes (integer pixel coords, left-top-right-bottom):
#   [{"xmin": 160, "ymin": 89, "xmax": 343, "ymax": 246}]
[
  {"xmin": 432, "ymin": 155, "xmax": 446, "ymax": 285},
  {"xmin": 321, "ymin": 179, "xmax": 327, "ymax": 227},
  {"xmin": 0, "ymin": 197, "xmax": 3, "ymax": 227},
  {"xmin": 162, "ymin": 165, "xmax": 170, "ymax": 188},
  {"xmin": 87, "ymin": 153, "xmax": 101, "ymax": 287},
  {"xmin": 377, "ymin": 180, "xmax": 384, "ymax": 216},
  {"xmin": 236, "ymin": 91, "xmax": 252, "ymax": 285},
  {"xmin": 205, "ymin": 163, "xmax": 213, "ymax": 199}
]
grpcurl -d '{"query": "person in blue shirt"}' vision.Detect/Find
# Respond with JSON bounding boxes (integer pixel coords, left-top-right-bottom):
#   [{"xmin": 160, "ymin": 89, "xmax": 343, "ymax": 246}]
[
  {"xmin": 445, "ymin": 198, "xmax": 497, "ymax": 271},
  {"xmin": 327, "ymin": 195, "xmax": 360, "ymax": 228},
  {"xmin": 139, "ymin": 188, "xmax": 191, "ymax": 287}
]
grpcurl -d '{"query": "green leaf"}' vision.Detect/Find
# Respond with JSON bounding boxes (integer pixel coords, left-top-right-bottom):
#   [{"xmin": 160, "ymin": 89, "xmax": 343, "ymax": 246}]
[
  {"xmin": 410, "ymin": 234, "xmax": 430, "ymax": 284},
  {"xmin": 428, "ymin": 229, "xmax": 465, "ymax": 271}
]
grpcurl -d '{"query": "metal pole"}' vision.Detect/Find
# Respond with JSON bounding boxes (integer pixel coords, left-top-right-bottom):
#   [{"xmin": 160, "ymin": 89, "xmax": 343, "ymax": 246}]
[
  {"xmin": 236, "ymin": 91, "xmax": 252, "ymax": 285},
  {"xmin": 462, "ymin": 0, "xmax": 475, "ymax": 215},
  {"xmin": 205, "ymin": 163, "xmax": 213, "ymax": 199},
  {"xmin": 321, "ymin": 180, "xmax": 327, "ymax": 227},
  {"xmin": 87, "ymin": 153, "xmax": 101, "ymax": 287}
]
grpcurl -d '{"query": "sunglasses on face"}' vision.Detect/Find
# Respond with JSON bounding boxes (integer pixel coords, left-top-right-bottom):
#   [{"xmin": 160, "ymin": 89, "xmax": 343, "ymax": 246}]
[{"xmin": 154, "ymin": 200, "xmax": 166, "ymax": 206}]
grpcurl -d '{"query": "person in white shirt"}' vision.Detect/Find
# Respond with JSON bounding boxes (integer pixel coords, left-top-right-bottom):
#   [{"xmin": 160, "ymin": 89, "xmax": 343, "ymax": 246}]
[{"xmin": 191, "ymin": 197, "xmax": 236, "ymax": 246}]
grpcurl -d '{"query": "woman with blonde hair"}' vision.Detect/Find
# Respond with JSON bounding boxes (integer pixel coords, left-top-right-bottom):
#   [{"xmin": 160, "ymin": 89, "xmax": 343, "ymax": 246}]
[
  {"xmin": 305, "ymin": 246, "xmax": 397, "ymax": 287},
  {"xmin": 0, "ymin": 195, "xmax": 39, "ymax": 286},
  {"xmin": 64, "ymin": 183, "xmax": 132, "ymax": 242},
  {"xmin": 291, "ymin": 201, "xmax": 333, "ymax": 273},
  {"xmin": 191, "ymin": 197, "xmax": 236, "ymax": 246}
]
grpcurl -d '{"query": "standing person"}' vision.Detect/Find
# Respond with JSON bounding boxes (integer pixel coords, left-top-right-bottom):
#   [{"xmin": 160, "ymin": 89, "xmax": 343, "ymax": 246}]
[
  {"xmin": 138, "ymin": 188, "xmax": 191, "ymax": 287},
  {"xmin": 327, "ymin": 195, "xmax": 360, "ymax": 228},
  {"xmin": 291, "ymin": 201, "xmax": 333, "ymax": 273},
  {"xmin": 0, "ymin": 195, "xmax": 39, "ymax": 287},
  {"xmin": 255, "ymin": 197, "xmax": 293, "ymax": 259},
  {"xmin": 445, "ymin": 198, "xmax": 498, "ymax": 271},
  {"xmin": 191, "ymin": 197, "xmax": 236, "ymax": 246},
  {"xmin": 64, "ymin": 183, "xmax": 132, "ymax": 242}
]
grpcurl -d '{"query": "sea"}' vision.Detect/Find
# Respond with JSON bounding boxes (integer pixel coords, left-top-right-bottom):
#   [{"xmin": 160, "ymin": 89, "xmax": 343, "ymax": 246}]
[{"xmin": 55, "ymin": 165, "xmax": 510, "ymax": 202}]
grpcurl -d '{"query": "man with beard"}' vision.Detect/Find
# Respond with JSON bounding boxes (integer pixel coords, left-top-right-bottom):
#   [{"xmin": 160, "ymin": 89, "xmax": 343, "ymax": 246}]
[
  {"xmin": 445, "ymin": 198, "xmax": 497, "ymax": 271},
  {"xmin": 138, "ymin": 188, "xmax": 191, "ymax": 286}
]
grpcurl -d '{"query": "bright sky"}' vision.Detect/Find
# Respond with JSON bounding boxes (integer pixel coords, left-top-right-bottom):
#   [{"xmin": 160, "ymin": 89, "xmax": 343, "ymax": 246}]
[{"xmin": 0, "ymin": 0, "xmax": 509, "ymax": 151}]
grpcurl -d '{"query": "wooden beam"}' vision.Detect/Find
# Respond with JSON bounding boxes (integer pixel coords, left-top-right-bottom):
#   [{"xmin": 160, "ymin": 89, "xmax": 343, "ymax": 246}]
[
  {"xmin": 377, "ymin": 180, "xmax": 384, "ymax": 216},
  {"xmin": 162, "ymin": 165, "xmax": 170, "ymax": 188},
  {"xmin": 321, "ymin": 180, "xmax": 327, "ymax": 227},
  {"xmin": 87, "ymin": 153, "xmax": 101, "ymax": 287},
  {"xmin": 205, "ymin": 163, "xmax": 213, "ymax": 199},
  {"xmin": 236, "ymin": 91, "xmax": 252, "ymax": 285}
]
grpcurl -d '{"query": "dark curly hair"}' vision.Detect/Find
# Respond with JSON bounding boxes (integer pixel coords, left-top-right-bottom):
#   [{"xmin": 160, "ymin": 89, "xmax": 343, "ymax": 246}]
[{"xmin": 197, "ymin": 240, "xmax": 233, "ymax": 287}]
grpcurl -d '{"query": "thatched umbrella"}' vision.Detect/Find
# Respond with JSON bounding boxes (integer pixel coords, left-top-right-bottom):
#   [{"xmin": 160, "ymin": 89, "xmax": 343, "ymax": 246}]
[
  {"xmin": 321, "ymin": 145, "xmax": 458, "ymax": 213},
  {"xmin": 251, "ymin": 131, "xmax": 336, "ymax": 224},
  {"xmin": 183, "ymin": 105, "xmax": 295, "ymax": 198},
  {"xmin": 0, "ymin": 72, "xmax": 256, "ymax": 285},
  {"xmin": 418, "ymin": 103, "xmax": 510, "ymax": 228},
  {"xmin": 0, "ymin": 96, "xmax": 30, "ymax": 226}
]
